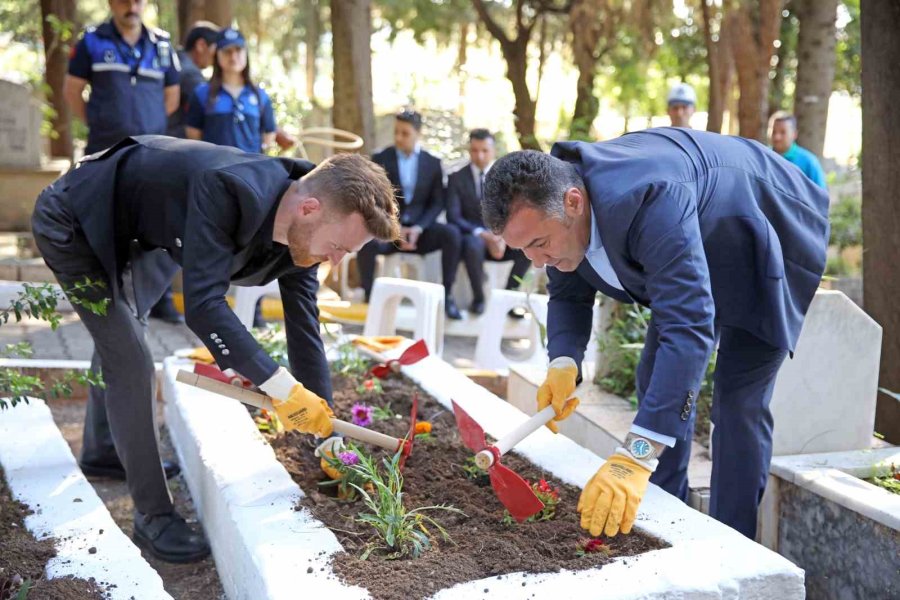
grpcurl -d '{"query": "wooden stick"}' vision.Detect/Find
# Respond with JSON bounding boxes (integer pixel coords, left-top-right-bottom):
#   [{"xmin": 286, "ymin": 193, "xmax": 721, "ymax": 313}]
[
  {"xmin": 474, "ymin": 405, "xmax": 557, "ymax": 470},
  {"xmin": 175, "ymin": 370, "xmax": 403, "ymax": 452}
]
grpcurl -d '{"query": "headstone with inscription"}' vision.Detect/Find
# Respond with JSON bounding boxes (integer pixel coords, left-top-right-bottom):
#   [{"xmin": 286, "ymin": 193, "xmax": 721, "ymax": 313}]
[{"xmin": 0, "ymin": 79, "xmax": 42, "ymax": 168}]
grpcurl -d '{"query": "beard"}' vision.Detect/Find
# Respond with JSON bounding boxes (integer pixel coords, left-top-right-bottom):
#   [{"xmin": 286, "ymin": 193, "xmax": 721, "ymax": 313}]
[{"xmin": 287, "ymin": 220, "xmax": 326, "ymax": 267}]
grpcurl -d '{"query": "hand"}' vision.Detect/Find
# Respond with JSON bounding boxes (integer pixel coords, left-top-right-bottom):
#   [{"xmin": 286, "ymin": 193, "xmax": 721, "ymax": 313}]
[
  {"xmin": 536, "ymin": 356, "xmax": 580, "ymax": 433},
  {"xmin": 260, "ymin": 367, "xmax": 334, "ymax": 437},
  {"xmin": 487, "ymin": 235, "xmax": 506, "ymax": 260},
  {"xmin": 275, "ymin": 129, "xmax": 297, "ymax": 150},
  {"xmin": 405, "ymin": 226, "xmax": 422, "ymax": 250},
  {"xmin": 577, "ymin": 452, "xmax": 652, "ymax": 536},
  {"xmin": 315, "ymin": 437, "xmax": 345, "ymax": 481},
  {"xmin": 398, "ymin": 227, "xmax": 415, "ymax": 250}
]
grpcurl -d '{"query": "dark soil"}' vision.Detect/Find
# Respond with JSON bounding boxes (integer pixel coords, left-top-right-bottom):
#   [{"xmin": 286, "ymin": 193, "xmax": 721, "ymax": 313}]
[
  {"xmin": 270, "ymin": 367, "xmax": 668, "ymax": 600},
  {"xmin": 0, "ymin": 467, "xmax": 106, "ymax": 600}
]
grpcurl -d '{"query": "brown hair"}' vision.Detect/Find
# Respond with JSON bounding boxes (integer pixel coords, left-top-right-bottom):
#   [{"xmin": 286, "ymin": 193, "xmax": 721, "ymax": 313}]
[{"xmin": 302, "ymin": 153, "xmax": 400, "ymax": 242}]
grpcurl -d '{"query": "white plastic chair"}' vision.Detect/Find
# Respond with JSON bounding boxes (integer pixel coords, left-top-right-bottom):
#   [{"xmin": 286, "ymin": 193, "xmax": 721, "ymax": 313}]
[
  {"xmin": 363, "ymin": 277, "xmax": 446, "ymax": 356},
  {"xmin": 473, "ymin": 290, "xmax": 549, "ymax": 371},
  {"xmin": 232, "ymin": 280, "xmax": 280, "ymax": 330}
]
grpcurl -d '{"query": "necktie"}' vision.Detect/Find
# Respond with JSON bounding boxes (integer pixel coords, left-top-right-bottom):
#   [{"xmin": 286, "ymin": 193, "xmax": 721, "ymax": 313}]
[{"xmin": 479, "ymin": 170, "xmax": 485, "ymax": 201}]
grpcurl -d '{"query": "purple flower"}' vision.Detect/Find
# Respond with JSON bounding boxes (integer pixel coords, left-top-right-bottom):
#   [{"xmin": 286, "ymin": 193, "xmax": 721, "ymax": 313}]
[
  {"xmin": 351, "ymin": 403, "xmax": 374, "ymax": 427},
  {"xmin": 338, "ymin": 451, "xmax": 360, "ymax": 466}
]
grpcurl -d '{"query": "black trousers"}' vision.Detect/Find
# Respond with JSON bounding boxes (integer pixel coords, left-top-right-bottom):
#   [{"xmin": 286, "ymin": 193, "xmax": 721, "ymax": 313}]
[
  {"xmin": 356, "ymin": 222, "xmax": 462, "ymax": 300},
  {"xmin": 460, "ymin": 233, "xmax": 532, "ymax": 302},
  {"xmin": 32, "ymin": 187, "xmax": 174, "ymax": 516}
]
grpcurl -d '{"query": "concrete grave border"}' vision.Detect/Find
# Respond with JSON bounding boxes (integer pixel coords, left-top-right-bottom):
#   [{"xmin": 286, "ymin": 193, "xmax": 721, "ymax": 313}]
[
  {"xmin": 0, "ymin": 398, "xmax": 172, "ymax": 599},
  {"xmin": 163, "ymin": 344, "xmax": 805, "ymax": 600}
]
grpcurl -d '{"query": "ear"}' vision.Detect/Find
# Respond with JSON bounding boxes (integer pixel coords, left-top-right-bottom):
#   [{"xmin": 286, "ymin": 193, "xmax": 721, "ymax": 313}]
[
  {"xmin": 297, "ymin": 197, "xmax": 321, "ymax": 218},
  {"xmin": 563, "ymin": 187, "xmax": 587, "ymax": 218}
]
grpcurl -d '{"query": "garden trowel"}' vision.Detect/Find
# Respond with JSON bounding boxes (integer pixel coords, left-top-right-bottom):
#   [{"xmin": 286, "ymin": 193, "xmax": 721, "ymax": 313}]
[
  {"xmin": 176, "ymin": 369, "xmax": 420, "ymax": 468},
  {"xmin": 451, "ymin": 400, "xmax": 559, "ymax": 522}
]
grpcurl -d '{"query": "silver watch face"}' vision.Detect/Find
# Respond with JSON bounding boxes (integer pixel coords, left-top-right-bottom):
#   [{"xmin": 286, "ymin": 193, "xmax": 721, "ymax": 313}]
[{"xmin": 629, "ymin": 437, "xmax": 653, "ymax": 460}]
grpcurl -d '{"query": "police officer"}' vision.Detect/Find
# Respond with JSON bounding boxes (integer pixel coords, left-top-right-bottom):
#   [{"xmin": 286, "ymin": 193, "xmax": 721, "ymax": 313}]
[
  {"xmin": 32, "ymin": 136, "xmax": 400, "ymax": 562},
  {"xmin": 166, "ymin": 21, "xmax": 220, "ymax": 138},
  {"xmin": 64, "ymin": 0, "xmax": 184, "ymax": 324}
]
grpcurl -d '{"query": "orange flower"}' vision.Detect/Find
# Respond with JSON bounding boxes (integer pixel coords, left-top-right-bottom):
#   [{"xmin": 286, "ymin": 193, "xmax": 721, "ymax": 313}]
[{"xmin": 415, "ymin": 421, "xmax": 432, "ymax": 435}]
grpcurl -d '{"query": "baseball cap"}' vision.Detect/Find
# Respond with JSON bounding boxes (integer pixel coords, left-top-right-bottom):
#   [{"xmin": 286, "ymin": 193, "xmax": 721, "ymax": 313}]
[
  {"xmin": 667, "ymin": 83, "xmax": 697, "ymax": 106},
  {"xmin": 216, "ymin": 27, "xmax": 245, "ymax": 51}
]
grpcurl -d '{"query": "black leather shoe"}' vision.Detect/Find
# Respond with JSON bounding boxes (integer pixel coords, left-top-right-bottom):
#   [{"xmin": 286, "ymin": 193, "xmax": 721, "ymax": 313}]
[
  {"xmin": 149, "ymin": 300, "xmax": 185, "ymax": 324},
  {"xmin": 133, "ymin": 511, "xmax": 210, "ymax": 564},
  {"xmin": 445, "ymin": 297, "xmax": 463, "ymax": 320},
  {"xmin": 469, "ymin": 299, "xmax": 486, "ymax": 315},
  {"xmin": 80, "ymin": 459, "xmax": 181, "ymax": 481}
]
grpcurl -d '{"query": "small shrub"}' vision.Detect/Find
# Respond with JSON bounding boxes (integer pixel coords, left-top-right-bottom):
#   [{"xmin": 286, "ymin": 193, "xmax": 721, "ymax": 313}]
[{"xmin": 502, "ymin": 479, "xmax": 560, "ymax": 525}]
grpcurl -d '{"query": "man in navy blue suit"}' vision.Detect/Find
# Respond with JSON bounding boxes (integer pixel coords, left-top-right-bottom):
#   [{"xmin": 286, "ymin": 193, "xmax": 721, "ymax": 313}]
[{"xmin": 482, "ymin": 127, "xmax": 830, "ymax": 540}]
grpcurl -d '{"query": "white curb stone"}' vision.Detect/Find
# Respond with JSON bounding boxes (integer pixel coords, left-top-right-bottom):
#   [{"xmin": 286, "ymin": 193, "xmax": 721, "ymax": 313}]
[
  {"xmin": 164, "ymin": 345, "xmax": 805, "ymax": 600},
  {"xmin": 0, "ymin": 398, "xmax": 171, "ymax": 599}
]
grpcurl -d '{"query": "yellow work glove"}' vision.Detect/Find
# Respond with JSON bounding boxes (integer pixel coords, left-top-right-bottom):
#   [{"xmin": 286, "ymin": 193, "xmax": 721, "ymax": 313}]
[
  {"xmin": 352, "ymin": 335, "xmax": 406, "ymax": 353},
  {"xmin": 577, "ymin": 451, "xmax": 653, "ymax": 537},
  {"xmin": 185, "ymin": 346, "xmax": 215, "ymax": 364},
  {"xmin": 259, "ymin": 367, "xmax": 334, "ymax": 437},
  {"xmin": 537, "ymin": 356, "xmax": 581, "ymax": 433},
  {"xmin": 315, "ymin": 437, "xmax": 345, "ymax": 481}
]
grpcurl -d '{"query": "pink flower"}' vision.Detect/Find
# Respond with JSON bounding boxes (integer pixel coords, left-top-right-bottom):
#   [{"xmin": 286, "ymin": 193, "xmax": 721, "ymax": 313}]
[
  {"xmin": 338, "ymin": 451, "xmax": 360, "ymax": 466},
  {"xmin": 351, "ymin": 403, "xmax": 374, "ymax": 427},
  {"xmin": 584, "ymin": 538, "xmax": 604, "ymax": 553},
  {"xmin": 363, "ymin": 379, "xmax": 375, "ymax": 391}
]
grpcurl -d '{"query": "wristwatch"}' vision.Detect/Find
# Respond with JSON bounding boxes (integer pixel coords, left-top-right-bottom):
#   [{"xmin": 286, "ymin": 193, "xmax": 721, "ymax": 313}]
[{"xmin": 625, "ymin": 435, "xmax": 658, "ymax": 462}]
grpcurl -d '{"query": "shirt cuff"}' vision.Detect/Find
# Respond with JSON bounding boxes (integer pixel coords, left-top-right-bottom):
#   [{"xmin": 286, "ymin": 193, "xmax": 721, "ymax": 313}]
[
  {"xmin": 473, "ymin": 227, "xmax": 485, "ymax": 236},
  {"xmin": 630, "ymin": 424, "xmax": 677, "ymax": 448}
]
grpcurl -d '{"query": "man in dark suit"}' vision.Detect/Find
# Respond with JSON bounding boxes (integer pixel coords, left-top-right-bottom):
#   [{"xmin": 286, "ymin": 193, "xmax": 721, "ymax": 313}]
[
  {"xmin": 483, "ymin": 128, "xmax": 830, "ymax": 541},
  {"xmin": 32, "ymin": 136, "xmax": 399, "ymax": 562},
  {"xmin": 447, "ymin": 129, "xmax": 531, "ymax": 314},
  {"xmin": 357, "ymin": 110, "xmax": 464, "ymax": 319}
]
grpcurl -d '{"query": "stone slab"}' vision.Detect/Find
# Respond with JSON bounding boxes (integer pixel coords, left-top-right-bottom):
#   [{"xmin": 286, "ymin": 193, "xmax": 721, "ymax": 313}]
[{"xmin": 0, "ymin": 398, "xmax": 171, "ymax": 599}]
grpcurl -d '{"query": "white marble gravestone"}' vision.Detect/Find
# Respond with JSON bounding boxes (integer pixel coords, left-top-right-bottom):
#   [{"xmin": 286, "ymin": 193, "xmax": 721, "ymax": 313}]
[{"xmin": 0, "ymin": 79, "xmax": 42, "ymax": 168}]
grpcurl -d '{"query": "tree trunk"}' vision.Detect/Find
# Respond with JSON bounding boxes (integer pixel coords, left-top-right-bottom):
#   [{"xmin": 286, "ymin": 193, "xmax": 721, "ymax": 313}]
[
  {"xmin": 701, "ymin": 0, "xmax": 732, "ymax": 133},
  {"xmin": 457, "ymin": 20, "xmax": 470, "ymax": 113},
  {"xmin": 178, "ymin": 0, "xmax": 233, "ymax": 37},
  {"xmin": 793, "ymin": 0, "xmax": 838, "ymax": 158},
  {"xmin": 40, "ymin": 0, "xmax": 76, "ymax": 159},
  {"xmin": 471, "ymin": 0, "xmax": 541, "ymax": 150},
  {"xmin": 331, "ymin": 0, "xmax": 375, "ymax": 153},
  {"xmin": 861, "ymin": 0, "xmax": 900, "ymax": 443},
  {"xmin": 729, "ymin": 0, "xmax": 783, "ymax": 141},
  {"xmin": 305, "ymin": 0, "xmax": 321, "ymax": 104},
  {"xmin": 569, "ymin": 0, "xmax": 603, "ymax": 141}
]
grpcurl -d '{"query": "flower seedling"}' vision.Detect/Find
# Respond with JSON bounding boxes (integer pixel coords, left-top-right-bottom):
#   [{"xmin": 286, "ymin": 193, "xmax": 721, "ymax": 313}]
[
  {"xmin": 331, "ymin": 342, "xmax": 370, "ymax": 378},
  {"xmin": 372, "ymin": 402, "xmax": 398, "ymax": 422},
  {"xmin": 502, "ymin": 479, "xmax": 561, "ymax": 525},
  {"xmin": 351, "ymin": 403, "xmax": 374, "ymax": 427},
  {"xmin": 319, "ymin": 443, "xmax": 374, "ymax": 501},
  {"xmin": 869, "ymin": 462, "xmax": 900, "ymax": 496},
  {"xmin": 356, "ymin": 377, "xmax": 383, "ymax": 397},
  {"xmin": 413, "ymin": 420, "xmax": 434, "ymax": 442},
  {"xmin": 347, "ymin": 449, "xmax": 463, "ymax": 559},
  {"xmin": 459, "ymin": 455, "xmax": 491, "ymax": 487},
  {"xmin": 576, "ymin": 537, "xmax": 611, "ymax": 557}
]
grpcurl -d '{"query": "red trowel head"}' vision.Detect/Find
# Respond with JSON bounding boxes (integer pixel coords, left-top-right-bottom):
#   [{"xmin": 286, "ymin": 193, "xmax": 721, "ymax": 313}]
[
  {"xmin": 451, "ymin": 400, "xmax": 544, "ymax": 522},
  {"xmin": 397, "ymin": 392, "xmax": 419, "ymax": 471},
  {"xmin": 370, "ymin": 339, "xmax": 429, "ymax": 379}
]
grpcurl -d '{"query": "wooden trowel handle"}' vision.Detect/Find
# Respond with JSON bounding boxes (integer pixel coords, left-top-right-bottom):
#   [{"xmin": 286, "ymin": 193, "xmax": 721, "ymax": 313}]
[
  {"xmin": 474, "ymin": 405, "xmax": 557, "ymax": 469},
  {"xmin": 175, "ymin": 370, "xmax": 403, "ymax": 452}
]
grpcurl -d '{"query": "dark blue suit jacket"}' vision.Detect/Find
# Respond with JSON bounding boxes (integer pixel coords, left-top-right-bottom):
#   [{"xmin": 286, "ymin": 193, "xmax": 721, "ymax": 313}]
[
  {"xmin": 372, "ymin": 146, "xmax": 444, "ymax": 229},
  {"xmin": 46, "ymin": 135, "xmax": 331, "ymax": 399},
  {"xmin": 547, "ymin": 128, "xmax": 830, "ymax": 440}
]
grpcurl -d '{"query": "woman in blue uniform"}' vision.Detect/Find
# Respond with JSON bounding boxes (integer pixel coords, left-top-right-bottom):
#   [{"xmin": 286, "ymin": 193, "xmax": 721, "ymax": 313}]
[
  {"xmin": 185, "ymin": 27, "xmax": 276, "ymax": 154},
  {"xmin": 186, "ymin": 27, "xmax": 277, "ymax": 327}
]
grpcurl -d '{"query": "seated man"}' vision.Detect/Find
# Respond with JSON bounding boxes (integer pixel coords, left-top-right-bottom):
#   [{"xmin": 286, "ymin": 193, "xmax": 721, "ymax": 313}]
[
  {"xmin": 357, "ymin": 109, "xmax": 463, "ymax": 319},
  {"xmin": 447, "ymin": 129, "xmax": 531, "ymax": 314},
  {"xmin": 769, "ymin": 111, "xmax": 827, "ymax": 188}
]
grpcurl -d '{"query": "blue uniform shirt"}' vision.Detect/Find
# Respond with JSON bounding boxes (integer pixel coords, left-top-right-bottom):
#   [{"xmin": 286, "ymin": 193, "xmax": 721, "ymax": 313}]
[
  {"xmin": 186, "ymin": 83, "xmax": 276, "ymax": 153},
  {"xmin": 779, "ymin": 142, "xmax": 827, "ymax": 189},
  {"xmin": 68, "ymin": 20, "xmax": 180, "ymax": 153}
]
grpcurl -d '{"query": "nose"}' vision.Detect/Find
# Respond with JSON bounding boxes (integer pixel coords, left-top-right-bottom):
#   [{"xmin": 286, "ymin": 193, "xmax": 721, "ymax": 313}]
[
  {"xmin": 329, "ymin": 250, "xmax": 346, "ymax": 266},
  {"xmin": 524, "ymin": 248, "xmax": 545, "ymax": 268}
]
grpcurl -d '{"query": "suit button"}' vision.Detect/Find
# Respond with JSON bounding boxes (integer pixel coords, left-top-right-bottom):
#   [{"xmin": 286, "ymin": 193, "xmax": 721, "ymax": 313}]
[
  {"xmin": 210, "ymin": 333, "xmax": 218, "ymax": 339},
  {"xmin": 218, "ymin": 344, "xmax": 226, "ymax": 349},
  {"xmin": 175, "ymin": 238, "xmax": 182, "ymax": 248},
  {"xmin": 687, "ymin": 390, "xmax": 695, "ymax": 400},
  {"xmin": 222, "ymin": 349, "xmax": 230, "ymax": 356}
]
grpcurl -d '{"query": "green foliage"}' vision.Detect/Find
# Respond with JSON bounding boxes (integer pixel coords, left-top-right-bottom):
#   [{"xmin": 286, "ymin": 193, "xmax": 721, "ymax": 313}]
[
  {"xmin": 349, "ymin": 449, "xmax": 462, "ymax": 559},
  {"xmin": 331, "ymin": 342, "xmax": 370, "ymax": 378},
  {"xmin": 357, "ymin": 377, "xmax": 384, "ymax": 397},
  {"xmin": 0, "ymin": 279, "xmax": 108, "ymax": 410},
  {"xmin": 502, "ymin": 479, "xmax": 560, "ymax": 525},
  {"xmin": 834, "ymin": 0, "xmax": 861, "ymax": 97},
  {"xmin": 596, "ymin": 304, "xmax": 651, "ymax": 406},
  {"xmin": 319, "ymin": 442, "xmax": 375, "ymax": 501},
  {"xmin": 458, "ymin": 455, "xmax": 489, "ymax": 484},
  {"xmin": 253, "ymin": 323, "xmax": 290, "ymax": 367},
  {"xmin": 372, "ymin": 401, "xmax": 397, "ymax": 422},
  {"xmin": 829, "ymin": 193, "xmax": 862, "ymax": 251},
  {"xmin": 376, "ymin": 0, "xmax": 473, "ymax": 44},
  {"xmin": 867, "ymin": 463, "xmax": 900, "ymax": 496}
]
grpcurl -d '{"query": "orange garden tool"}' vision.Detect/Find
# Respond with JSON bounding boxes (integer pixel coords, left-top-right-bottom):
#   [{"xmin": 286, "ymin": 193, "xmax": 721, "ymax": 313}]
[
  {"xmin": 452, "ymin": 401, "xmax": 558, "ymax": 522},
  {"xmin": 176, "ymin": 369, "xmax": 419, "ymax": 469}
]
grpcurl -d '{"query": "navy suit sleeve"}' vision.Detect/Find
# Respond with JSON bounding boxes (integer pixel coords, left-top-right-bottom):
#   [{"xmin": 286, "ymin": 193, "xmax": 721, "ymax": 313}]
[
  {"xmin": 182, "ymin": 170, "xmax": 280, "ymax": 385},
  {"xmin": 627, "ymin": 182, "xmax": 716, "ymax": 440},
  {"xmin": 446, "ymin": 172, "xmax": 481, "ymax": 234},
  {"xmin": 416, "ymin": 158, "xmax": 444, "ymax": 229},
  {"xmin": 279, "ymin": 268, "xmax": 333, "ymax": 403},
  {"xmin": 546, "ymin": 266, "xmax": 596, "ymax": 378}
]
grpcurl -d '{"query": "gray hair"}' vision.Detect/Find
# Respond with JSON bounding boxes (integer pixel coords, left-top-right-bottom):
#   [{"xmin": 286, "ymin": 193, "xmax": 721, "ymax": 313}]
[{"xmin": 482, "ymin": 150, "xmax": 582, "ymax": 233}]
